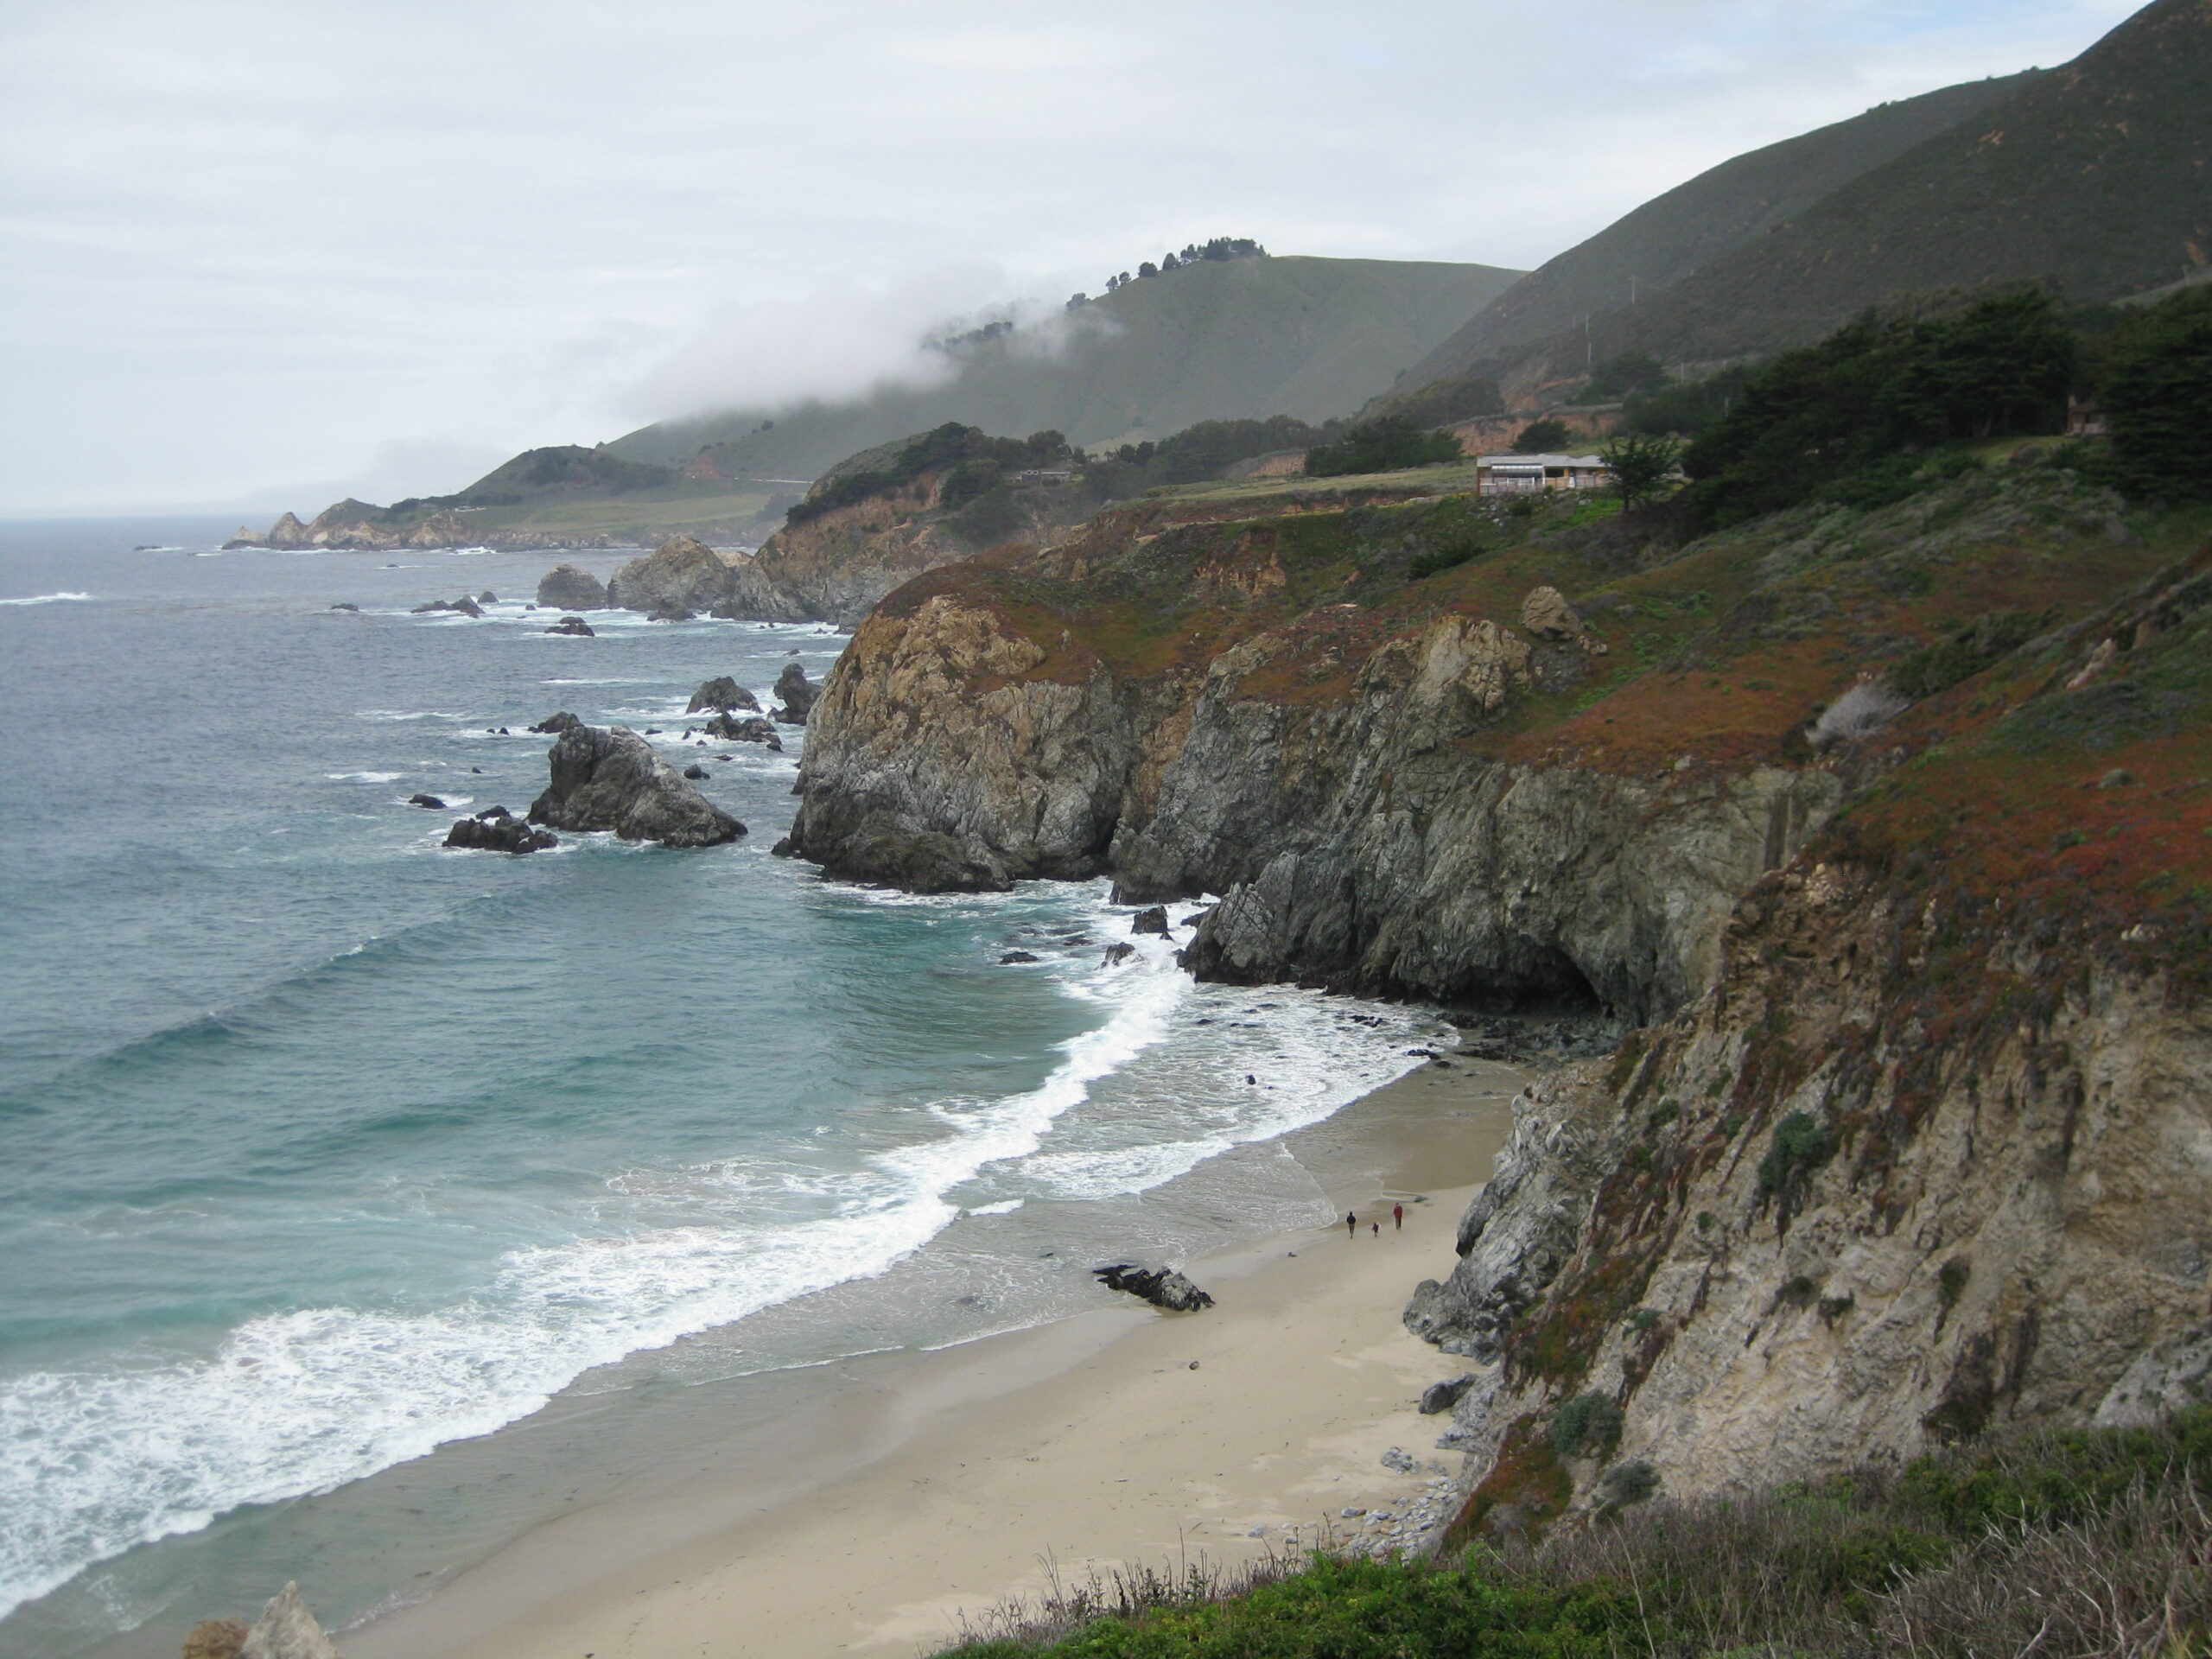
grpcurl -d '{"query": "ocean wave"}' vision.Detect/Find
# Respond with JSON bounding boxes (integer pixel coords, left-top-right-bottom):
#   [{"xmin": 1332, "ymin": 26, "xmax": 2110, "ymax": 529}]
[
  {"xmin": 0, "ymin": 894, "xmax": 1192, "ymax": 1619},
  {"xmin": 0, "ymin": 591, "xmax": 94, "ymax": 607}
]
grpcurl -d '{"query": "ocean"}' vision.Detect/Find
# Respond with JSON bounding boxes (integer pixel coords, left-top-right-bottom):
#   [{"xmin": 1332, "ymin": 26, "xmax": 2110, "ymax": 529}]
[{"xmin": 0, "ymin": 519, "xmax": 1446, "ymax": 1656}]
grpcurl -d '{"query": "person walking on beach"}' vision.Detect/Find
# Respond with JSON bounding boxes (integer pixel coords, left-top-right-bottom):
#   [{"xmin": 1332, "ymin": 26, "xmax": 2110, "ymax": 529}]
[
  {"xmin": 1346, "ymin": 1211, "xmax": 1357, "ymax": 1238},
  {"xmin": 1393, "ymin": 1202, "xmax": 1404, "ymax": 1231},
  {"xmin": 1371, "ymin": 1221, "xmax": 1380, "ymax": 1237}
]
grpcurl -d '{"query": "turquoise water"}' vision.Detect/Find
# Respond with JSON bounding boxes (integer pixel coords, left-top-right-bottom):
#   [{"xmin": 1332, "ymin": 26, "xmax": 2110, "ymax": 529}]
[{"xmin": 0, "ymin": 521, "xmax": 1440, "ymax": 1655}]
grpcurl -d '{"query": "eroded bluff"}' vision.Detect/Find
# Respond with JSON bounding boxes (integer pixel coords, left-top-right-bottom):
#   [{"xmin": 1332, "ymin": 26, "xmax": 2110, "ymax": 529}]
[
  {"xmin": 1408, "ymin": 543, "xmax": 2212, "ymax": 1530},
  {"xmin": 784, "ymin": 483, "xmax": 1852, "ymax": 1022}
]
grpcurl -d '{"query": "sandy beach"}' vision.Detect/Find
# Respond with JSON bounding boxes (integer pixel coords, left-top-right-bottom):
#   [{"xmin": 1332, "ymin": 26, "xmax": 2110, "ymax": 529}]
[{"xmin": 346, "ymin": 1058, "xmax": 1520, "ymax": 1659}]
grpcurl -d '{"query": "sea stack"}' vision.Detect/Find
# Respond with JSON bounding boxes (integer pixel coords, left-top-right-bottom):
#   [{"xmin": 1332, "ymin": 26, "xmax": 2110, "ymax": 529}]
[
  {"xmin": 528, "ymin": 724, "xmax": 744, "ymax": 847},
  {"xmin": 535, "ymin": 563, "xmax": 607, "ymax": 609}
]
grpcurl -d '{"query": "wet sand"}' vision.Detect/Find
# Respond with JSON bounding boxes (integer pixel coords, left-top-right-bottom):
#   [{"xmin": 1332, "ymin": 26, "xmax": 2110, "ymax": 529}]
[{"xmin": 347, "ymin": 1058, "xmax": 1521, "ymax": 1659}]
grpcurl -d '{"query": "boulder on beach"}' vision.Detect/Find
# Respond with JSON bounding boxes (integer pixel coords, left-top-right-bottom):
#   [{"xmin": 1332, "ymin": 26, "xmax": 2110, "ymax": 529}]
[
  {"xmin": 1093, "ymin": 1263, "xmax": 1215, "ymax": 1313},
  {"xmin": 529, "ymin": 711, "xmax": 582, "ymax": 734},
  {"xmin": 772, "ymin": 662, "xmax": 819, "ymax": 724},
  {"xmin": 686, "ymin": 676, "xmax": 760, "ymax": 715},
  {"xmin": 529, "ymin": 723, "xmax": 745, "ymax": 847},
  {"xmin": 407, "ymin": 793, "xmax": 447, "ymax": 810},
  {"xmin": 543, "ymin": 615, "xmax": 594, "ymax": 637},
  {"xmin": 536, "ymin": 563, "xmax": 608, "ymax": 610},
  {"xmin": 1130, "ymin": 906, "xmax": 1171, "ymax": 937},
  {"xmin": 702, "ymin": 711, "xmax": 783, "ymax": 750},
  {"xmin": 236, "ymin": 1583, "xmax": 341, "ymax": 1659},
  {"xmin": 443, "ymin": 808, "xmax": 557, "ymax": 854}
]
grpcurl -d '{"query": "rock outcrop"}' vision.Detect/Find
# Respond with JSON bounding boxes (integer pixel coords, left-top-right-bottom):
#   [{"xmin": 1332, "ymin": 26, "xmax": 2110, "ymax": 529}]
[
  {"xmin": 183, "ymin": 1619, "xmax": 249, "ymax": 1659},
  {"xmin": 536, "ymin": 563, "xmax": 608, "ymax": 609},
  {"xmin": 1095, "ymin": 1263, "xmax": 1217, "ymax": 1312},
  {"xmin": 236, "ymin": 1583, "xmax": 341, "ymax": 1659},
  {"xmin": 529, "ymin": 711, "xmax": 582, "ymax": 734},
  {"xmin": 687, "ymin": 676, "xmax": 760, "ymax": 714},
  {"xmin": 443, "ymin": 808, "xmax": 556, "ymax": 854},
  {"xmin": 702, "ymin": 712, "xmax": 783, "ymax": 749},
  {"xmin": 772, "ymin": 662, "xmax": 820, "ymax": 723},
  {"xmin": 607, "ymin": 535, "xmax": 746, "ymax": 615},
  {"xmin": 543, "ymin": 615, "xmax": 594, "ymax": 637},
  {"xmin": 1405, "ymin": 544, "xmax": 2212, "ymax": 1534},
  {"xmin": 528, "ymin": 724, "xmax": 744, "ymax": 847}
]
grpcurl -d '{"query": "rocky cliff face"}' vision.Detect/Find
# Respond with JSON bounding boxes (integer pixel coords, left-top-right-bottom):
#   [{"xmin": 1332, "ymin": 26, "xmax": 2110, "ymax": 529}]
[
  {"xmin": 1408, "ymin": 543, "xmax": 2212, "ymax": 1531},
  {"xmin": 791, "ymin": 461, "xmax": 2158, "ymax": 1017}
]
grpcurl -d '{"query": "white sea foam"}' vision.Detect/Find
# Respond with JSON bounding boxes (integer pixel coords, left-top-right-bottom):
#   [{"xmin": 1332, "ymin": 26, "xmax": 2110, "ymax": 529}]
[
  {"xmin": 0, "ymin": 889, "xmax": 1193, "ymax": 1619},
  {"xmin": 0, "ymin": 591, "xmax": 94, "ymax": 607},
  {"xmin": 325, "ymin": 772, "xmax": 404, "ymax": 784}
]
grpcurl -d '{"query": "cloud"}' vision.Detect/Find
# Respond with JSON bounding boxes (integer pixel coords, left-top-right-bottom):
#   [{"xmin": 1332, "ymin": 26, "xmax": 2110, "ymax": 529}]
[
  {"xmin": 0, "ymin": 0, "xmax": 2145, "ymax": 512},
  {"xmin": 620, "ymin": 265, "xmax": 1071, "ymax": 423}
]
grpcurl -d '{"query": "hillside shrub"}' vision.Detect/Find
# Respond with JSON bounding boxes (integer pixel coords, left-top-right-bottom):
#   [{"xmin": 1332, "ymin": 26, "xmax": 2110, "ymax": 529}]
[
  {"xmin": 1681, "ymin": 291, "xmax": 2075, "ymax": 528},
  {"xmin": 1305, "ymin": 416, "xmax": 1462, "ymax": 478},
  {"xmin": 1079, "ymin": 416, "xmax": 1331, "ymax": 499},
  {"xmin": 2095, "ymin": 286, "xmax": 2212, "ymax": 499},
  {"xmin": 1757, "ymin": 1111, "xmax": 1835, "ymax": 1192},
  {"xmin": 1548, "ymin": 1393, "xmax": 1624, "ymax": 1459},
  {"xmin": 787, "ymin": 423, "xmax": 1071, "ymax": 526},
  {"xmin": 1510, "ymin": 419, "xmax": 1573, "ymax": 454},
  {"xmin": 1387, "ymin": 372, "xmax": 1505, "ymax": 429},
  {"xmin": 1886, "ymin": 609, "xmax": 2053, "ymax": 700}
]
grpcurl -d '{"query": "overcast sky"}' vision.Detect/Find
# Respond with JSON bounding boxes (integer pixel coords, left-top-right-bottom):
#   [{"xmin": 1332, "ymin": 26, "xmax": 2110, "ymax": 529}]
[{"xmin": 0, "ymin": 0, "xmax": 2140, "ymax": 515}]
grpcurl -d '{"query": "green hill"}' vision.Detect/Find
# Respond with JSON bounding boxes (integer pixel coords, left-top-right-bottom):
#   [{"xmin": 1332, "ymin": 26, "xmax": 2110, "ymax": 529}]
[
  {"xmin": 603, "ymin": 254, "xmax": 1522, "ymax": 481},
  {"xmin": 1423, "ymin": 0, "xmax": 2211, "ymax": 401},
  {"xmin": 1397, "ymin": 70, "xmax": 2041, "ymax": 390}
]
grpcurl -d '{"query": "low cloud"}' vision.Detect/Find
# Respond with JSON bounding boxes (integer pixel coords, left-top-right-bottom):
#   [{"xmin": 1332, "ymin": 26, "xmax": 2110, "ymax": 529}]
[
  {"xmin": 621, "ymin": 265, "xmax": 1064, "ymax": 424},
  {"xmin": 237, "ymin": 437, "xmax": 513, "ymax": 515}
]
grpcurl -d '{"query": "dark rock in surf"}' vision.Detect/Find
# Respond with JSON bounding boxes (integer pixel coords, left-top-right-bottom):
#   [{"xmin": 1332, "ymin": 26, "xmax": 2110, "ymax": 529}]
[
  {"xmin": 772, "ymin": 662, "xmax": 819, "ymax": 724},
  {"xmin": 683, "ymin": 764, "xmax": 709, "ymax": 780},
  {"xmin": 1093, "ymin": 1263, "xmax": 1215, "ymax": 1313},
  {"xmin": 528, "ymin": 723, "xmax": 745, "ymax": 847},
  {"xmin": 702, "ymin": 711, "xmax": 783, "ymax": 750},
  {"xmin": 536, "ymin": 563, "xmax": 608, "ymax": 610},
  {"xmin": 1131, "ymin": 906, "xmax": 1171, "ymax": 937},
  {"xmin": 999, "ymin": 950, "xmax": 1041, "ymax": 963},
  {"xmin": 407, "ymin": 793, "xmax": 447, "ymax": 809},
  {"xmin": 530, "ymin": 711, "xmax": 582, "ymax": 735},
  {"xmin": 543, "ymin": 615, "xmax": 594, "ymax": 637},
  {"xmin": 443, "ymin": 814, "xmax": 556, "ymax": 854},
  {"xmin": 328, "ymin": 602, "xmax": 359, "ymax": 613},
  {"xmin": 687, "ymin": 677, "xmax": 760, "ymax": 715},
  {"xmin": 1102, "ymin": 942, "xmax": 1136, "ymax": 966},
  {"xmin": 475, "ymin": 590, "xmax": 497, "ymax": 605}
]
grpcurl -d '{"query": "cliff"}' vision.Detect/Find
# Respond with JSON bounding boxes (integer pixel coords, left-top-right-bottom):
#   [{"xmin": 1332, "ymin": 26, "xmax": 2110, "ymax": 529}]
[
  {"xmin": 788, "ymin": 456, "xmax": 2186, "ymax": 1024},
  {"xmin": 1409, "ymin": 543, "xmax": 2211, "ymax": 1532}
]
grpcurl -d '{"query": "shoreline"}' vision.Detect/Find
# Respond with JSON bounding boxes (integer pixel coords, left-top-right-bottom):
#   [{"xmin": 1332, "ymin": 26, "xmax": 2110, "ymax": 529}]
[{"xmin": 346, "ymin": 1058, "xmax": 1521, "ymax": 1659}]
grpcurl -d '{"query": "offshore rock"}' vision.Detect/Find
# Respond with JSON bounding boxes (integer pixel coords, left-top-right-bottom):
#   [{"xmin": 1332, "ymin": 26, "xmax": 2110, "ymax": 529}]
[
  {"xmin": 702, "ymin": 712, "xmax": 783, "ymax": 750},
  {"xmin": 1094, "ymin": 1263, "xmax": 1215, "ymax": 1312},
  {"xmin": 529, "ymin": 711, "xmax": 582, "ymax": 734},
  {"xmin": 687, "ymin": 676, "xmax": 760, "ymax": 714},
  {"xmin": 237, "ymin": 1583, "xmax": 341, "ymax": 1659},
  {"xmin": 1131, "ymin": 906, "xmax": 1172, "ymax": 937},
  {"xmin": 536, "ymin": 563, "xmax": 607, "ymax": 609},
  {"xmin": 407, "ymin": 793, "xmax": 446, "ymax": 809},
  {"xmin": 543, "ymin": 615, "xmax": 594, "ymax": 637},
  {"xmin": 772, "ymin": 661, "xmax": 820, "ymax": 723},
  {"xmin": 528, "ymin": 724, "xmax": 744, "ymax": 847},
  {"xmin": 443, "ymin": 810, "xmax": 556, "ymax": 854},
  {"xmin": 607, "ymin": 535, "xmax": 743, "ymax": 615}
]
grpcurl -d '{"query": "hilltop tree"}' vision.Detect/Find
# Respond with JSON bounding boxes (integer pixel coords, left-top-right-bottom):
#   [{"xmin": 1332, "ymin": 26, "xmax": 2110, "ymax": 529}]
[{"xmin": 2091, "ymin": 286, "xmax": 2212, "ymax": 499}]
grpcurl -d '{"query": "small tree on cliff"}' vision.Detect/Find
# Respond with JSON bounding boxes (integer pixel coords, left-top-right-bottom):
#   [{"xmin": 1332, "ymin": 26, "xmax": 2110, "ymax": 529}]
[{"xmin": 1601, "ymin": 432, "xmax": 1681, "ymax": 512}]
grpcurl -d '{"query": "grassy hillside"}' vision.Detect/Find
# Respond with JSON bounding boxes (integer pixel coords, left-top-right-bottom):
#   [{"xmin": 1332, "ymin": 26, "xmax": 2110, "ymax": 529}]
[
  {"xmin": 1491, "ymin": 0, "xmax": 2212, "ymax": 392},
  {"xmin": 603, "ymin": 255, "xmax": 1522, "ymax": 481},
  {"xmin": 1399, "ymin": 71, "xmax": 2039, "ymax": 391}
]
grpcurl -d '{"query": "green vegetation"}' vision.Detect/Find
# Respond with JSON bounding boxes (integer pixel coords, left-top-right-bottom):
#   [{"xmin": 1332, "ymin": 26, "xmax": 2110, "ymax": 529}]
[
  {"xmin": 1306, "ymin": 416, "xmax": 1463, "ymax": 478},
  {"xmin": 1580, "ymin": 353, "xmax": 1669, "ymax": 400},
  {"xmin": 1598, "ymin": 432, "xmax": 1679, "ymax": 511},
  {"xmin": 1614, "ymin": 367, "xmax": 1751, "ymax": 439},
  {"xmin": 1548, "ymin": 1393, "xmax": 1624, "ymax": 1460},
  {"xmin": 1681, "ymin": 291, "xmax": 2075, "ymax": 528},
  {"xmin": 1380, "ymin": 372, "xmax": 1504, "ymax": 429},
  {"xmin": 1757, "ymin": 1110, "xmax": 1837, "ymax": 1194},
  {"xmin": 1510, "ymin": 419, "xmax": 1573, "ymax": 454},
  {"xmin": 937, "ymin": 1412, "xmax": 2212, "ymax": 1658},
  {"xmin": 785, "ymin": 423, "xmax": 1071, "ymax": 528},
  {"xmin": 2095, "ymin": 286, "xmax": 2212, "ymax": 500},
  {"xmin": 1077, "ymin": 416, "xmax": 1334, "ymax": 500},
  {"xmin": 1886, "ymin": 609, "xmax": 2054, "ymax": 700}
]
